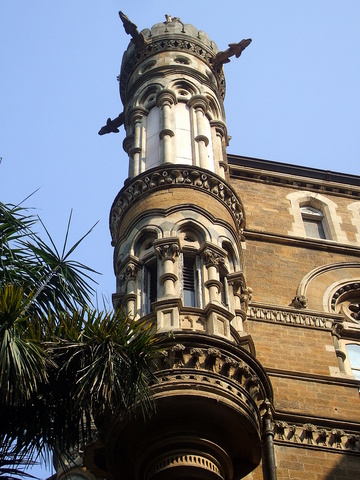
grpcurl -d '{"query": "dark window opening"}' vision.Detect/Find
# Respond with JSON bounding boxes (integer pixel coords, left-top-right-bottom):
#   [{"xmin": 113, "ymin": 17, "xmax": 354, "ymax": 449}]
[
  {"xmin": 145, "ymin": 261, "xmax": 157, "ymax": 312},
  {"xmin": 183, "ymin": 256, "xmax": 196, "ymax": 307}
]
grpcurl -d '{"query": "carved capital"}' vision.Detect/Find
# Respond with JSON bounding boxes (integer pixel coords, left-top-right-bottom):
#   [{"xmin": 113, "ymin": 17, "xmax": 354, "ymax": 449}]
[
  {"xmin": 210, "ymin": 120, "xmax": 227, "ymax": 137},
  {"xmin": 155, "ymin": 243, "xmax": 180, "ymax": 262},
  {"xmin": 201, "ymin": 248, "xmax": 225, "ymax": 269},
  {"xmin": 119, "ymin": 262, "xmax": 139, "ymax": 281},
  {"xmin": 127, "ymin": 106, "xmax": 148, "ymax": 125},
  {"xmin": 187, "ymin": 94, "xmax": 209, "ymax": 113},
  {"xmin": 156, "ymin": 89, "xmax": 177, "ymax": 108}
]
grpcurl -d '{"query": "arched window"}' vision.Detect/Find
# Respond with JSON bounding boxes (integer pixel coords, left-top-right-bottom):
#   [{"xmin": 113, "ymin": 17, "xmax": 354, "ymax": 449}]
[
  {"xmin": 300, "ymin": 206, "xmax": 328, "ymax": 240},
  {"xmin": 346, "ymin": 344, "xmax": 360, "ymax": 380},
  {"xmin": 286, "ymin": 191, "xmax": 347, "ymax": 243}
]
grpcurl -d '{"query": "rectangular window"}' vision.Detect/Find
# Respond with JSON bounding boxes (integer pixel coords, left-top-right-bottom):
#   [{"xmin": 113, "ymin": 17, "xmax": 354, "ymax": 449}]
[
  {"xmin": 183, "ymin": 256, "xmax": 196, "ymax": 307},
  {"xmin": 303, "ymin": 218, "xmax": 326, "ymax": 239},
  {"xmin": 144, "ymin": 261, "xmax": 157, "ymax": 313}
]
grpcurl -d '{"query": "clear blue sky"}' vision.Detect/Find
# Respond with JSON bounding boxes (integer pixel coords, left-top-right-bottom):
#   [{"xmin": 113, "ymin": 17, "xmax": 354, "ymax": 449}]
[{"xmin": 1, "ymin": 2, "xmax": 360, "ymax": 474}]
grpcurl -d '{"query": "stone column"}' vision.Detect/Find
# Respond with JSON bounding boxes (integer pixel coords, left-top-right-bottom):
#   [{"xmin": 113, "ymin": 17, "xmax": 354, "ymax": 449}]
[
  {"xmin": 188, "ymin": 95, "xmax": 210, "ymax": 169},
  {"xmin": 155, "ymin": 241, "xmax": 180, "ymax": 297},
  {"xmin": 201, "ymin": 247, "xmax": 225, "ymax": 304},
  {"xmin": 128, "ymin": 106, "xmax": 148, "ymax": 176},
  {"xmin": 120, "ymin": 262, "xmax": 139, "ymax": 316},
  {"xmin": 332, "ymin": 322, "xmax": 346, "ymax": 373},
  {"xmin": 156, "ymin": 89, "xmax": 176, "ymax": 164},
  {"xmin": 210, "ymin": 120, "xmax": 227, "ymax": 178}
]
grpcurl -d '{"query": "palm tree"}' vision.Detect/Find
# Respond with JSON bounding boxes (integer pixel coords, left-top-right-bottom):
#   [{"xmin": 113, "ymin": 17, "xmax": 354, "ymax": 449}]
[{"xmin": 0, "ymin": 201, "xmax": 161, "ymax": 477}]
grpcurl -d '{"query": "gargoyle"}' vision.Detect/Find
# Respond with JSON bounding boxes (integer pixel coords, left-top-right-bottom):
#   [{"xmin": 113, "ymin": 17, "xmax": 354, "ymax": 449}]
[
  {"xmin": 119, "ymin": 11, "xmax": 146, "ymax": 47},
  {"xmin": 212, "ymin": 38, "xmax": 252, "ymax": 67},
  {"xmin": 98, "ymin": 112, "xmax": 124, "ymax": 136}
]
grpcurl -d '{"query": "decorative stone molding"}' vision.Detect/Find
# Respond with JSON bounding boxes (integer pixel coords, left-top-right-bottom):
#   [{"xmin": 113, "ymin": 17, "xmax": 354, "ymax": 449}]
[
  {"xmin": 153, "ymin": 334, "xmax": 272, "ymax": 410},
  {"xmin": 274, "ymin": 420, "xmax": 360, "ymax": 453},
  {"xmin": 247, "ymin": 303, "xmax": 336, "ymax": 329},
  {"xmin": 147, "ymin": 453, "xmax": 223, "ymax": 480},
  {"xmin": 119, "ymin": 36, "xmax": 226, "ymax": 102},
  {"xmin": 110, "ymin": 166, "xmax": 246, "ymax": 243},
  {"xmin": 331, "ymin": 282, "xmax": 360, "ymax": 313}
]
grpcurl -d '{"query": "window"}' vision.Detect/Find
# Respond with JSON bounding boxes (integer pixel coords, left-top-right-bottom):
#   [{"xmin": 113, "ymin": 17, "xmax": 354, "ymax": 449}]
[
  {"xmin": 287, "ymin": 191, "xmax": 347, "ymax": 243},
  {"xmin": 300, "ymin": 206, "xmax": 328, "ymax": 239},
  {"xmin": 144, "ymin": 260, "xmax": 157, "ymax": 313},
  {"xmin": 183, "ymin": 255, "xmax": 196, "ymax": 307},
  {"xmin": 346, "ymin": 344, "xmax": 360, "ymax": 380}
]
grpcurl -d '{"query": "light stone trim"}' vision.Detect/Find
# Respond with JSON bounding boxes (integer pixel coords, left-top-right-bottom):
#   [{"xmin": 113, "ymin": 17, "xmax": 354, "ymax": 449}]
[
  {"xmin": 348, "ymin": 201, "xmax": 360, "ymax": 244},
  {"xmin": 274, "ymin": 420, "xmax": 360, "ymax": 453},
  {"xmin": 247, "ymin": 303, "xmax": 336, "ymax": 329},
  {"xmin": 286, "ymin": 191, "xmax": 348, "ymax": 243}
]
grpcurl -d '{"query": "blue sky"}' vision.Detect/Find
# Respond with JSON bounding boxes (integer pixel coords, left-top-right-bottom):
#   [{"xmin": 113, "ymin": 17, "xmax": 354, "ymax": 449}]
[{"xmin": 1, "ymin": 1, "xmax": 360, "ymax": 475}]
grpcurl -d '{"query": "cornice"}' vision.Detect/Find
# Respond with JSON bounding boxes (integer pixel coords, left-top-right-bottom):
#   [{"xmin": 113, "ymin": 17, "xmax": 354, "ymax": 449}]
[
  {"xmin": 247, "ymin": 301, "xmax": 342, "ymax": 330},
  {"xmin": 266, "ymin": 367, "xmax": 359, "ymax": 388},
  {"xmin": 244, "ymin": 229, "xmax": 360, "ymax": 256},
  {"xmin": 272, "ymin": 417, "xmax": 360, "ymax": 454},
  {"xmin": 228, "ymin": 154, "xmax": 360, "ymax": 199},
  {"xmin": 110, "ymin": 165, "xmax": 245, "ymax": 244}
]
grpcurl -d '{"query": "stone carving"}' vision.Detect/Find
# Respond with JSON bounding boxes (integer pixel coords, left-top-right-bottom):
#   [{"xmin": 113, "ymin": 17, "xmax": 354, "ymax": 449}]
[
  {"xmin": 155, "ymin": 243, "xmax": 180, "ymax": 261},
  {"xmin": 152, "ymin": 341, "xmax": 268, "ymax": 409},
  {"xmin": 274, "ymin": 421, "xmax": 287, "ymax": 440},
  {"xmin": 119, "ymin": 36, "xmax": 226, "ymax": 101},
  {"xmin": 331, "ymin": 282, "xmax": 360, "ymax": 311},
  {"xmin": 110, "ymin": 167, "xmax": 246, "ymax": 243},
  {"xmin": 202, "ymin": 249, "xmax": 226, "ymax": 269},
  {"xmin": 346, "ymin": 434, "xmax": 360, "ymax": 450},
  {"xmin": 330, "ymin": 429, "xmax": 345, "ymax": 448},
  {"xmin": 119, "ymin": 262, "xmax": 139, "ymax": 281},
  {"xmin": 290, "ymin": 294, "xmax": 308, "ymax": 309},
  {"xmin": 119, "ymin": 11, "xmax": 147, "ymax": 47},
  {"xmin": 247, "ymin": 304, "xmax": 333, "ymax": 329},
  {"xmin": 212, "ymin": 39, "xmax": 252, "ymax": 66},
  {"xmin": 302, "ymin": 423, "xmax": 316, "ymax": 444},
  {"xmin": 273, "ymin": 421, "xmax": 360, "ymax": 453},
  {"xmin": 164, "ymin": 14, "xmax": 185, "ymax": 33},
  {"xmin": 349, "ymin": 302, "xmax": 360, "ymax": 321},
  {"xmin": 98, "ymin": 112, "xmax": 124, "ymax": 135},
  {"xmin": 317, "ymin": 429, "xmax": 328, "ymax": 447},
  {"xmin": 240, "ymin": 286, "xmax": 253, "ymax": 304}
]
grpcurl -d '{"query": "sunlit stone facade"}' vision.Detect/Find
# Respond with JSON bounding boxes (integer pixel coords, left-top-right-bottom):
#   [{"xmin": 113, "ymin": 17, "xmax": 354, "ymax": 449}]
[{"xmin": 61, "ymin": 13, "xmax": 360, "ymax": 480}]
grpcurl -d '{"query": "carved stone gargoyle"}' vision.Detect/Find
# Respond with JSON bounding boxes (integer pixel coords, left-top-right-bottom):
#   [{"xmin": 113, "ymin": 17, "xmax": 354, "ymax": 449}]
[
  {"xmin": 98, "ymin": 112, "xmax": 124, "ymax": 136},
  {"xmin": 212, "ymin": 39, "xmax": 252, "ymax": 67},
  {"xmin": 119, "ymin": 11, "xmax": 147, "ymax": 47}
]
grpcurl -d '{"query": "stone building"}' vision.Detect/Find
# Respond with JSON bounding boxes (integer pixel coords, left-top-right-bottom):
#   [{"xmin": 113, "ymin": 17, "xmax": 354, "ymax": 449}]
[{"xmin": 65, "ymin": 13, "xmax": 360, "ymax": 480}]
